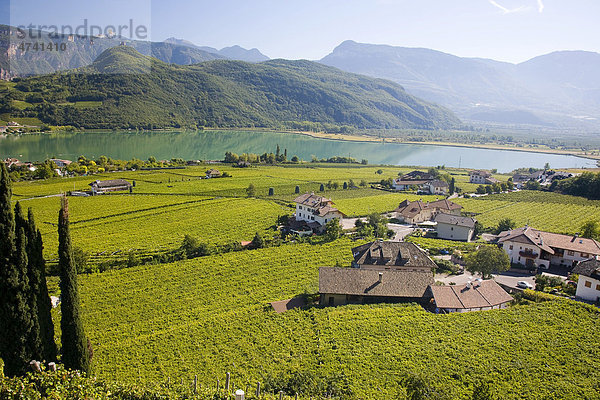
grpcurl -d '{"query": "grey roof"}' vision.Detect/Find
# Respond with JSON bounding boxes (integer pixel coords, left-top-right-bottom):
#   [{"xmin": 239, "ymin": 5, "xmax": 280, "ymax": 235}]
[
  {"xmin": 352, "ymin": 241, "xmax": 437, "ymax": 269},
  {"xmin": 319, "ymin": 267, "xmax": 434, "ymax": 298},
  {"xmin": 89, "ymin": 179, "xmax": 131, "ymax": 188},
  {"xmin": 429, "ymin": 180, "xmax": 449, "ymax": 187},
  {"xmin": 434, "ymin": 213, "xmax": 476, "ymax": 229},
  {"xmin": 430, "ymin": 280, "xmax": 513, "ymax": 309},
  {"xmin": 572, "ymin": 259, "xmax": 600, "ymax": 280}
]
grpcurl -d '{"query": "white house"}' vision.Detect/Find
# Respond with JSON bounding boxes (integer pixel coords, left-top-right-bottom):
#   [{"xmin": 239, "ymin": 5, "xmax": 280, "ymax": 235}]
[
  {"xmin": 293, "ymin": 193, "xmax": 344, "ymax": 231},
  {"xmin": 497, "ymin": 226, "xmax": 600, "ymax": 269},
  {"xmin": 469, "ymin": 170, "xmax": 498, "ymax": 185},
  {"xmin": 434, "ymin": 213, "xmax": 476, "ymax": 242},
  {"xmin": 572, "ymin": 259, "xmax": 600, "ymax": 303},
  {"xmin": 424, "ymin": 180, "xmax": 448, "ymax": 195},
  {"xmin": 392, "ymin": 170, "xmax": 435, "ymax": 191}
]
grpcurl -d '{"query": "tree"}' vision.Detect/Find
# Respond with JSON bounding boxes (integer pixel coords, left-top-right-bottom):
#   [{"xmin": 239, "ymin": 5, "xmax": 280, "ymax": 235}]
[
  {"xmin": 359, "ymin": 180, "xmax": 367, "ymax": 187},
  {"xmin": 0, "ymin": 165, "xmax": 36, "ymax": 377},
  {"xmin": 324, "ymin": 218, "xmax": 343, "ymax": 241},
  {"xmin": 246, "ymin": 183, "xmax": 256, "ymax": 198},
  {"xmin": 495, "ymin": 218, "xmax": 516, "ymax": 235},
  {"xmin": 58, "ymin": 196, "xmax": 91, "ymax": 374},
  {"xmin": 250, "ymin": 232, "xmax": 264, "ymax": 249},
  {"xmin": 376, "ymin": 169, "xmax": 383, "ymax": 175},
  {"xmin": 466, "ymin": 246, "xmax": 510, "ymax": 279},
  {"xmin": 449, "ymin": 177, "xmax": 455, "ymax": 195},
  {"xmin": 580, "ymin": 220, "xmax": 600, "ymax": 240},
  {"xmin": 472, "ymin": 221, "xmax": 484, "ymax": 240},
  {"xmin": 319, "ymin": 183, "xmax": 325, "ymax": 192},
  {"xmin": 26, "ymin": 209, "xmax": 56, "ymax": 362},
  {"xmin": 544, "ymin": 162, "xmax": 550, "ymax": 171},
  {"xmin": 476, "ymin": 185, "xmax": 486, "ymax": 194},
  {"xmin": 524, "ymin": 180, "xmax": 541, "ymax": 190},
  {"xmin": 472, "ymin": 381, "xmax": 495, "ymax": 400}
]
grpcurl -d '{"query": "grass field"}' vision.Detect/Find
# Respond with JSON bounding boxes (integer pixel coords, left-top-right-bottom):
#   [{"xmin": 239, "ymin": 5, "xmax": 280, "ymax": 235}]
[{"xmin": 44, "ymin": 239, "xmax": 600, "ymax": 400}]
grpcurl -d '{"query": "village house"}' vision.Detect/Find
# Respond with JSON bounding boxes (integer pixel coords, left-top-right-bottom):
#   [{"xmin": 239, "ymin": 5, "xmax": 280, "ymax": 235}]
[
  {"xmin": 392, "ymin": 170, "xmax": 435, "ymax": 191},
  {"xmin": 290, "ymin": 193, "xmax": 344, "ymax": 235},
  {"xmin": 50, "ymin": 159, "xmax": 72, "ymax": 168},
  {"xmin": 394, "ymin": 199, "xmax": 462, "ymax": 224},
  {"xmin": 89, "ymin": 179, "xmax": 132, "ymax": 195},
  {"xmin": 497, "ymin": 226, "xmax": 600, "ymax": 269},
  {"xmin": 205, "ymin": 169, "xmax": 222, "ymax": 178},
  {"xmin": 572, "ymin": 259, "xmax": 600, "ymax": 303},
  {"xmin": 469, "ymin": 170, "xmax": 498, "ymax": 185},
  {"xmin": 428, "ymin": 280, "xmax": 513, "ymax": 313},
  {"xmin": 434, "ymin": 213, "xmax": 476, "ymax": 242},
  {"xmin": 3, "ymin": 158, "xmax": 36, "ymax": 171},
  {"xmin": 319, "ymin": 267, "xmax": 434, "ymax": 306},
  {"xmin": 319, "ymin": 240, "xmax": 436, "ymax": 306},
  {"xmin": 423, "ymin": 179, "xmax": 449, "ymax": 195},
  {"xmin": 351, "ymin": 241, "xmax": 437, "ymax": 272}
]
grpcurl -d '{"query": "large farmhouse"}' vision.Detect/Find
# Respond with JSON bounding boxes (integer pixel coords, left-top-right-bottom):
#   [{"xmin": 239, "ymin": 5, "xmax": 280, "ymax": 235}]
[
  {"xmin": 394, "ymin": 199, "xmax": 462, "ymax": 224},
  {"xmin": 319, "ymin": 240, "xmax": 436, "ymax": 306},
  {"xmin": 291, "ymin": 193, "xmax": 344, "ymax": 234},
  {"xmin": 572, "ymin": 259, "xmax": 600, "ymax": 303},
  {"xmin": 351, "ymin": 241, "xmax": 437, "ymax": 272},
  {"xmin": 498, "ymin": 226, "xmax": 600, "ymax": 269},
  {"xmin": 319, "ymin": 267, "xmax": 434, "ymax": 306},
  {"xmin": 89, "ymin": 179, "xmax": 132, "ymax": 195},
  {"xmin": 428, "ymin": 280, "xmax": 513, "ymax": 313}
]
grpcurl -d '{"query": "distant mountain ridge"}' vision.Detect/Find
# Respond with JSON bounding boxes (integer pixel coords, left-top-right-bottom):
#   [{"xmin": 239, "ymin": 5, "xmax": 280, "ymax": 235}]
[
  {"xmin": 0, "ymin": 25, "xmax": 267, "ymax": 79},
  {"xmin": 4, "ymin": 46, "xmax": 459, "ymax": 131},
  {"xmin": 320, "ymin": 40, "xmax": 600, "ymax": 129},
  {"xmin": 163, "ymin": 37, "xmax": 269, "ymax": 62}
]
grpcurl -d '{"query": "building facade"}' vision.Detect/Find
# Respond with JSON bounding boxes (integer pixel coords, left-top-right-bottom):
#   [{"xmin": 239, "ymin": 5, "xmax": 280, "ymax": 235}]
[
  {"xmin": 434, "ymin": 213, "xmax": 476, "ymax": 242},
  {"xmin": 572, "ymin": 259, "xmax": 600, "ymax": 303}
]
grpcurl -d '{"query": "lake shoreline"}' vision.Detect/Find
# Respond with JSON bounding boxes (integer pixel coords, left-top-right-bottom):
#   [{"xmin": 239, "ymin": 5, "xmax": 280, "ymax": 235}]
[{"xmin": 5, "ymin": 127, "xmax": 598, "ymax": 163}]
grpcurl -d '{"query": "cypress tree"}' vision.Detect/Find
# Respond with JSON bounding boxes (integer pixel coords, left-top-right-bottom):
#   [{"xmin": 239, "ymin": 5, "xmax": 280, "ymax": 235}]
[
  {"xmin": 27, "ymin": 208, "xmax": 57, "ymax": 362},
  {"xmin": 14, "ymin": 203, "xmax": 42, "ymax": 361},
  {"xmin": 0, "ymin": 164, "xmax": 34, "ymax": 376},
  {"xmin": 58, "ymin": 196, "xmax": 91, "ymax": 374}
]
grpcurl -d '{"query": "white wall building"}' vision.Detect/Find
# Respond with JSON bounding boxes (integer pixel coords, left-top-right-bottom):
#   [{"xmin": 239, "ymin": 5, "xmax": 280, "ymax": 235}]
[
  {"xmin": 498, "ymin": 226, "xmax": 600, "ymax": 269},
  {"xmin": 293, "ymin": 193, "xmax": 344, "ymax": 227},
  {"xmin": 434, "ymin": 213, "xmax": 476, "ymax": 242},
  {"xmin": 572, "ymin": 259, "xmax": 600, "ymax": 303}
]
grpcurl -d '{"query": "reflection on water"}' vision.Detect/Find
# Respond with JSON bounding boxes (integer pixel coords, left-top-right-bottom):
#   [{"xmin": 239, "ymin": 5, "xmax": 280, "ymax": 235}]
[{"xmin": 0, "ymin": 130, "xmax": 595, "ymax": 172}]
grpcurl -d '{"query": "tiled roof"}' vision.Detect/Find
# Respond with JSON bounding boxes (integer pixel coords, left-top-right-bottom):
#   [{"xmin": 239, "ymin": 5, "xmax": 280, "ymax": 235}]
[
  {"xmin": 294, "ymin": 193, "xmax": 343, "ymax": 217},
  {"xmin": 498, "ymin": 226, "xmax": 600, "ymax": 255},
  {"xmin": 572, "ymin": 259, "xmax": 600, "ymax": 279},
  {"xmin": 434, "ymin": 213, "xmax": 476, "ymax": 229},
  {"xmin": 352, "ymin": 241, "xmax": 437, "ymax": 269},
  {"xmin": 319, "ymin": 267, "xmax": 434, "ymax": 298},
  {"xmin": 89, "ymin": 179, "xmax": 131, "ymax": 188},
  {"xmin": 429, "ymin": 180, "xmax": 449, "ymax": 187},
  {"xmin": 429, "ymin": 199, "xmax": 463, "ymax": 210},
  {"xmin": 470, "ymin": 170, "xmax": 492, "ymax": 177},
  {"xmin": 430, "ymin": 280, "xmax": 513, "ymax": 309}
]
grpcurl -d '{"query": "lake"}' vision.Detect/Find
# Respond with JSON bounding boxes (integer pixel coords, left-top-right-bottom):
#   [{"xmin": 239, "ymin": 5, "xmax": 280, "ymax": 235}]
[{"xmin": 0, "ymin": 130, "xmax": 595, "ymax": 172}]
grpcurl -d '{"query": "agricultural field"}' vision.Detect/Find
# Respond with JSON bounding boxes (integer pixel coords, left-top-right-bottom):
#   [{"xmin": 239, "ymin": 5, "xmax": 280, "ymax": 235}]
[
  {"xmin": 21, "ymin": 195, "xmax": 288, "ymax": 264},
  {"xmin": 456, "ymin": 191, "xmax": 600, "ymax": 234},
  {"xmin": 45, "ymin": 239, "xmax": 600, "ymax": 400}
]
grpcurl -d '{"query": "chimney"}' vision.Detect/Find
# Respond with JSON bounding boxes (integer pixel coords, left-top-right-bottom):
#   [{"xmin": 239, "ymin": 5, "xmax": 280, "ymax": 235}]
[
  {"xmin": 378, "ymin": 272, "xmax": 383, "ymax": 283},
  {"xmin": 466, "ymin": 281, "xmax": 472, "ymax": 289}
]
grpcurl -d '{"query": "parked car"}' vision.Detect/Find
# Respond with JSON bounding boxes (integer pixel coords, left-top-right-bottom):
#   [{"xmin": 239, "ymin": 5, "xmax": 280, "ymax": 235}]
[{"xmin": 517, "ymin": 281, "xmax": 533, "ymax": 289}]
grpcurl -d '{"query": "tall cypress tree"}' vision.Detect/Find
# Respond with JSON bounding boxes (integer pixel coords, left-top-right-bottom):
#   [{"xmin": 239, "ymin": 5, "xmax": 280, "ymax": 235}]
[
  {"xmin": 0, "ymin": 164, "xmax": 33, "ymax": 376},
  {"xmin": 58, "ymin": 196, "xmax": 91, "ymax": 374},
  {"xmin": 14, "ymin": 203, "xmax": 42, "ymax": 361},
  {"xmin": 27, "ymin": 208, "xmax": 57, "ymax": 362}
]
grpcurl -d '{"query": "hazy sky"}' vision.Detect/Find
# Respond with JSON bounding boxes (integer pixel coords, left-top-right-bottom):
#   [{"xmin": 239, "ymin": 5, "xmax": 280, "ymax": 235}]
[{"xmin": 3, "ymin": 0, "xmax": 599, "ymax": 63}]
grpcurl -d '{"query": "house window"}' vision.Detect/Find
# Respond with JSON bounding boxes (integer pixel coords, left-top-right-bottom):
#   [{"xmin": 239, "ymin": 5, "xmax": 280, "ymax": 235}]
[
  {"xmin": 596, "ymin": 284, "xmax": 600, "ymax": 291},
  {"xmin": 451, "ymin": 227, "xmax": 454, "ymax": 231},
  {"xmin": 581, "ymin": 253, "xmax": 589, "ymax": 258},
  {"xmin": 585, "ymin": 281, "xmax": 592, "ymax": 288},
  {"xmin": 328, "ymin": 297, "xmax": 334, "ymax": 306},
  {"xmin": 509, "ymin": 245, "xmax": 513, "ymax": 250},
  {"xmin": 299, "ymin": 206, "xmax": 302, "ymax": 210},
  {"xmin": 567, "ymin": 251, "xmax": 574, "ymax": 256}
]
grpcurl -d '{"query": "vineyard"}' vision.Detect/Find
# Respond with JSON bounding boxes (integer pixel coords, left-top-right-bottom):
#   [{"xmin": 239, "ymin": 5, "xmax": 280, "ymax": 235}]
[
  {"xmin": 40, "ymin": 239, "xmax": 599, "ymax": 400},
  {"xmin": 456, "ymin": 191, "xmax": 600, "ymax": 234}
]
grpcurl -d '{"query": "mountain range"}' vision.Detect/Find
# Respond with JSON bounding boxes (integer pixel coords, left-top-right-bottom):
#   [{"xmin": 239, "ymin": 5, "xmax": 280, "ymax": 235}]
[
  {"xmin": 320, "ymin": 40, "xmax": 600, "ymax": 129},
  {"xmin": 0, "ymin": 25, "xmax": 268, "ymax": 79},
  {"xmin": 3, "ymin": 46, "xmax": 458, "ymax": 131}
]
